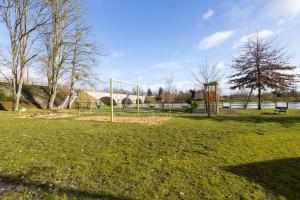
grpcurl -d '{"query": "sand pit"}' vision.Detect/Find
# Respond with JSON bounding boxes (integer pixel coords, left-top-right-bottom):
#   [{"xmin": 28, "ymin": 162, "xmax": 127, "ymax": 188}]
[
  {"xmin": 77, "ymin": 115, "xmax": 171, "ymax": 124},
  {"xmin": 18, "ymin": 112, "xmax": 73, "ymax": 119}
]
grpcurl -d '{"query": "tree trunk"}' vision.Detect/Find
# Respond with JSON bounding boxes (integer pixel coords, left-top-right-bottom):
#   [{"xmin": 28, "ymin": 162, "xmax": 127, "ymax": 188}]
[
  {"xmin": 48, "ymin": 84, "xmax": 57, "ymax": 110},
  {"xmin": 12, "ymin": 94, "xmax": 20, "ymax": 111},
  {"xmin": 67, "ymin": 71, "xmax": 75, "ymax": 109},
  {"xmin": 12, "ymin": 72, "xmax": 24, "ymax": 111},
  {"xmin": 48, "ymin": 93, "xmax": 56, "ymax": 110},
  {"xmin": 258, "ymin": 86, "xmax": 262, "ymax": 110},
  {"xmin": 11, "ymin": 50, "xmax": 18, "ymax": 110},
  {"xmin": 67, "ymin": 91, "xmax": 73, "ymax": 109},
  {"xmin": 68, "ymin": 92, "xmax": 77, "ymax": 109},
  {"xmin": 67, "ymin": 89, "xmax": 75, "ymax": 109},
  {"xmin": 244, "ymin": 86, "xmax": 254, "ymax": 109},
  {"xmin": 13, "ymin": 86, "xmax": 23, "ymax": 111},
  {"xmin": 207, "ymin": 87, "xmax": 211, "ymax": 117},
  {"xmin": 256, "ymin": 35, "xmax": 262, "ymax": 110}
]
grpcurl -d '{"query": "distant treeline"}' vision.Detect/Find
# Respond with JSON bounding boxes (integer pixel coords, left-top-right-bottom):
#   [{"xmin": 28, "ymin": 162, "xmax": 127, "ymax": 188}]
[{"xmin": 144, "ymin": 88, "xmax": 300, "ymax": 104}]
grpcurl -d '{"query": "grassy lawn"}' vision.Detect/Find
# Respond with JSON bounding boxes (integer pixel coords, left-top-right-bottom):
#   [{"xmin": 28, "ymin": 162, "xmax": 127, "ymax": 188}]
[{"xmin": 0, "ymin": 109, "xmax": 299, "ymax": 199}]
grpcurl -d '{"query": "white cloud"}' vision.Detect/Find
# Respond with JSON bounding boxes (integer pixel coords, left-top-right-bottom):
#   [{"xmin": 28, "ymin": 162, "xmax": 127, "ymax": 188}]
[
  {"xmin": 234, "ymin": 30, "xmax": 274, "ymax": 48},
  {"xmin": 134, "ymin": 69, "xmax": 145, "ymax": 82},
  {"xmin": 277, "ymin": 19, "xmax": 285, "ymax": 25},
  {"xmin": 216, "ymin": 62, "xmax": 225, "ymax": 69},
  {"xmin": 152, "ymin": 61, "xmax": 180, "ymax": 69},
  {"xmin": 0, "ymin": 65, "xmax": 10, "ymax": 78},
  {"xmin": 143, "ymin": 81, "xmax": 193, "ymax": 92},
  {"xmin": 183, "ymin": 56, "xmax": 198, "ymax": 64},
  {"xmin": 110, "ymin": 51, "xmax": 125, "ymax": 58},
  {"xmin": 198, "ymin": 30, "xmax": 235, "ymax": 50},
  {"xmin": 141, "ymin": 83, "xmax": 162, "ymax": 92},
  {"xmin": 265, "ymin": 0, "xmax": 300, "ymax": 18},
  {"xmin": 240, "ymin": 30, "xmax": 273, "ymax": 43},
  {"xmin": 224, "ymin": 1, "xmax": 259, "ymax": 23},
  {"xmin": 202, "ymin": 9, "xmax": 214, "ymax": 20},
  {"xmin": 175, "ymin": 81, "xmax": 194, "ymax": 91},
  {"xmin": 0, "ymin": 65, "xmax": 43, "ymax": 81},
  {"xmin": 137, "ymin": 75, "xmax": 143, "ymax": 81},
  {"xmin": 102, "ymin": 51, "xmax": 125, "ymax": 64}
]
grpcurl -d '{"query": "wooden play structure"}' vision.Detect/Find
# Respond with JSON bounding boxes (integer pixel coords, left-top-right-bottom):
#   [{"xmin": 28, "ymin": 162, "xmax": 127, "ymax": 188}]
[{"xmin": 203, "ymin": 81, "xmax": 219, "ymax": 115}]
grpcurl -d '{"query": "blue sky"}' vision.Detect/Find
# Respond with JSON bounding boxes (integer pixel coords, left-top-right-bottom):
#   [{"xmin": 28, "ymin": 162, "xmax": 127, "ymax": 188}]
[
  {"xmin": 82, "ymin": 0, "xmax": 300, "ymax": 94},
  {"xmin": 1, "ymin": 0, "xmax": 300, "ymax": 94}
]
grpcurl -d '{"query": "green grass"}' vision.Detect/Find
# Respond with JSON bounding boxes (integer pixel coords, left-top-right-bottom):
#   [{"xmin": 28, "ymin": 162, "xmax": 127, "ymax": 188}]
[{"xmin": 0, "ymin": 109, "xmax": 299, "ymax": 199}]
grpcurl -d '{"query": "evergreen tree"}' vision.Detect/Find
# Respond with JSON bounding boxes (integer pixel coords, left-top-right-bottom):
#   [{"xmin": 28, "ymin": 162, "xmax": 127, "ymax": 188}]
[{"xmin": 146, "ymin": 88, "xmax": 153, "ymax": 96}]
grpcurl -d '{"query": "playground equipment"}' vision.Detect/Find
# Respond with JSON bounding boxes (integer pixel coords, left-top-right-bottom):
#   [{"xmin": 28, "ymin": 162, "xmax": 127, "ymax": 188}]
[
  {"xmin": 203, "ymin": 81, "xmax": 219, "ymax": 115},
  {"xmin": 110, "ymin": 79, "xmax": 141, "ymax": 122}
]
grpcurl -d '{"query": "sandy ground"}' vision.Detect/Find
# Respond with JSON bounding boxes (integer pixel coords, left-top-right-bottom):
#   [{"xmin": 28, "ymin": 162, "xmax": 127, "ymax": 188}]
[{"xmin": 77, "ymin": 115, "xmax": 171, "ymax": 125}]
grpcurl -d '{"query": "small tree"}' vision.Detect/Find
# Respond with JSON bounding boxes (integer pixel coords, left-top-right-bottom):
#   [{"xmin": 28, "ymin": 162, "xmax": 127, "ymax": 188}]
[
  {"xmin": 146, "ymin": 88, "xmax": 153, "ymax": 96},
  {"xmin": 163, "ymin": 75, "xmax": 176, "ymax": 103},
  {"xmin": 229, "ymin": 33, "xmax": 297, "ymax": 109},
  {"xmin": 65, "ymin": 12, "xmax": 101, "ymax": 109},
  {"xmin": 193, "ymin": 59, "xmax": 220, "ymax": 116},
  {"xmin": 157, "ymin": 87, "xmax": 164, "ymax": 102},
  {"xmin": 186, "ymin": 90, "xmax": 197, "ymax": 113},
  {"xmin": 193, "ymin": 58, "xmax": 220, "ymax": 87},
  {"xmin": 175, "ymin": 91, "xmax": 191, "ymax": 103}
]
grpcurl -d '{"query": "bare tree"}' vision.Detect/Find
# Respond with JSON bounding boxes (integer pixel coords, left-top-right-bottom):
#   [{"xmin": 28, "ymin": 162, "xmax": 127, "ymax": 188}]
[
  {"xmin": 193, "ymin": 58, "xmax": 220, "ymax": 87},
  {"xmin": 40, "ymin": 0, "xmax": 79, "ymax": 109},
  {"xmin": 229, "ymin": 33, "xmax": 297, "ymax": 109},
  {"xmin": 64, "ymin": 14, "xmax": 101, "ymax": 109},
  {"xmin": 163, "ymin": 74, "xmax": 176, "ymax": 103},
  {"xmin": 0, "ymin": 0, "xmax": 47, "ymax": 110}
]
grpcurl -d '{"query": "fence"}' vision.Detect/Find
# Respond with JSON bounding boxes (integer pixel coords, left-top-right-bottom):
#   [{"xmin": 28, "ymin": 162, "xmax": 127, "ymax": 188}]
[
  {"xmin": 143, "ymin": 102, "xmax": 300, "ymax": 109},
  {"xmin": 72, "ymin": 101, "xmax": 300, "ymax": 111},
  {"xmin": 0, "ymin": 78, "xmax": 69, "ymax": 87},
  {"xmin": 216, "ymin": 102, "xmax": 300, "ymax": 109},
  {"xmin": 143, "ymin": 103, "xmax": 189, "ymax": 108},
  {"xmin": 0, "ymin": 78, "xmax": 48, "ymax": 86},
  {"xmin": 75, "ymin": 102, "xmax": 93, "ymax": 110}
]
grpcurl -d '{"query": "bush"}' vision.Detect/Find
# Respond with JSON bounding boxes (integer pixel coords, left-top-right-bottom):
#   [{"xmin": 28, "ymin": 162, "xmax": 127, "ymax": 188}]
[{"xmin": 186, "ymin": 97, "xmax": 198, "ymax": 112}]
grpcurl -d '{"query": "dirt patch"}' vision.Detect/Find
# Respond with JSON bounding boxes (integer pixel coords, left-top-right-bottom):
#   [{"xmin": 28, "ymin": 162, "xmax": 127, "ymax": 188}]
[
  {"xmin": 18, "ymin": 112, "xmax": 73, "ymax": 119},
  {"xmin": 77, "ymin": 115, "xmax": 171, "ymax": 125}
]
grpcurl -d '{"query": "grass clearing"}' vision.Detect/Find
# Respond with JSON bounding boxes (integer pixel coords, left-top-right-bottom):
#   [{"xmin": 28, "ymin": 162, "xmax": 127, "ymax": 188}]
[{"xmin": 0, "ymin": 109, "xmax": 299, "ymax": 199}]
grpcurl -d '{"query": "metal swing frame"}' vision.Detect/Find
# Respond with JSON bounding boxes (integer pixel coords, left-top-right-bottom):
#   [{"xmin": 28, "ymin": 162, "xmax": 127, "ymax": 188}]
[{"xmin": 110, "ymin": 78, "xmax": 140, "ymax": 122}]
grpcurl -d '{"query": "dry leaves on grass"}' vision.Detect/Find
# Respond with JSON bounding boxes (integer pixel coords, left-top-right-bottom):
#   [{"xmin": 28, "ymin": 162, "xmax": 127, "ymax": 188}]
[{"xmin": 17, "ymin": 113, "xmax": 73, "ymax": 119}]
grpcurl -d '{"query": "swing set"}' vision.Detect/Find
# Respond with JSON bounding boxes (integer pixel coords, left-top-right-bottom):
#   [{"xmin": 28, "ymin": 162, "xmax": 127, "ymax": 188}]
[{"xmin": 110, "ymin": 79, "xmax": 140, "ymax": 122}]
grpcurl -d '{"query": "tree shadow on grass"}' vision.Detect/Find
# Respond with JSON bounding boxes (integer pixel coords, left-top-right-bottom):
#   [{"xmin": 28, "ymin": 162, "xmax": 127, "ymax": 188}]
[
  {"xmin": 0, "ymin": 166, "xmax": 133, "ymax": 200},
  {"xmin": 225, "ymin": 157, "xmax": 300, "ymax": 200}
]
